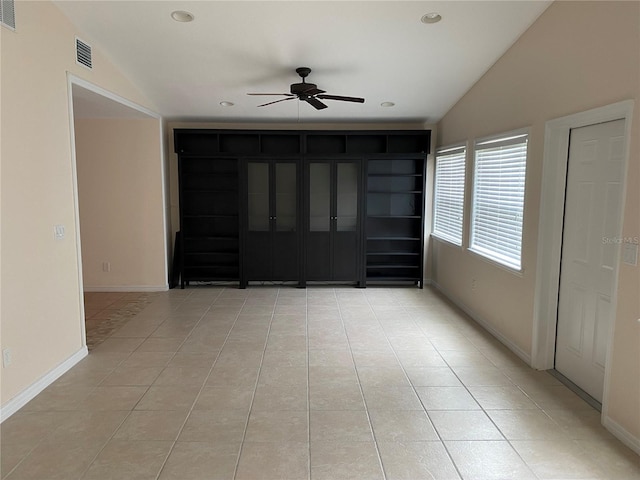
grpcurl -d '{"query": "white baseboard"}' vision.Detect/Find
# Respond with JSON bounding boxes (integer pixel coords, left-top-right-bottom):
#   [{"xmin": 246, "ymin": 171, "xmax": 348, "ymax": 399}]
[
  {"xmin": 83, "ymin": 284, "xmax": 169, "ymax": 292},
  {"xmin": 0, "ymin": 346, "xmax": 88, "ymax": 423},
  {"xmin": 603, "ymin": 415, "xmax": 640, "ymax": 455},
  {"xmin": 431, "ymin": 281, "xmax": 532, "ymax": 366}
]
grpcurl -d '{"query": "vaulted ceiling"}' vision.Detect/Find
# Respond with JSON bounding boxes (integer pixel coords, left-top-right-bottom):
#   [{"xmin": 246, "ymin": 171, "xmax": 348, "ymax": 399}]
[{"xmin": 55, "ymin": 1, "xmax": 551, "ymax": 123}]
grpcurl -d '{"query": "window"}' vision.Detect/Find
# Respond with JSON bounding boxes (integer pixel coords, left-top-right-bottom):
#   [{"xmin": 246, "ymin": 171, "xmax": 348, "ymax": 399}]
[
  {"xmin": 433, "ymin": 145, "xmax": 466, "ymax": 245},
  {"xmin": 470, "ymin": 132, "xmax": 528, "ymax": 270}
]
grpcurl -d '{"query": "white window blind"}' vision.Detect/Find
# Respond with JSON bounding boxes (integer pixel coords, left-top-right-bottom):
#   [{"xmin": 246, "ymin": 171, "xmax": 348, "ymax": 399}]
[
  {"xmin": 470, "ymin": 133, "xmax": 528, "ymax": 270},
  {"xmin": 433, "ymin": 145, "xmax": 466, "ymax": 245}
]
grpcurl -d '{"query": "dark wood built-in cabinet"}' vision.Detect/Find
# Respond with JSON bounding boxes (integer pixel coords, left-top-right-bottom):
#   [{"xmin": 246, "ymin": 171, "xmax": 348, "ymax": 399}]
[
  {"xmin": 305, "ymin": 159, "xmax": 362, "ymax": 285},
  {"xmin": 174, "ymin": 129, "xmax": 430, "ymax": 288}
]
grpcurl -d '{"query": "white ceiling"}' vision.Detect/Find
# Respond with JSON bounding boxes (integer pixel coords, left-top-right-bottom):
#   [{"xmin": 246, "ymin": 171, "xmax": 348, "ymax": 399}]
[{"xmin": 55, "ymin": 1, "xmax": 551, "ymax": 123}]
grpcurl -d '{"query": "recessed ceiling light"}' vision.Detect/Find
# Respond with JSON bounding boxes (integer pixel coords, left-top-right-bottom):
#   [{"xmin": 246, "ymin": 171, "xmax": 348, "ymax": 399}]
[
  {"xmin": 171, "ymin": 10, "xmax": 194, "ymax": 22},
  {"xmin": 421, "ymin": 12, "xmax": 442, "ymax": 24},
  {"xmin": 219, "ymin": 101, "xmax": 234, "ymax": 107},
  {"xmin": 380, "ymin": 102, "xmax": 395, "ymax": 108}
]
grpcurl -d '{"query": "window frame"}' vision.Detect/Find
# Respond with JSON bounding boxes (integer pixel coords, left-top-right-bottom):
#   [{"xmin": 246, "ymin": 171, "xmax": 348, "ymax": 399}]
[
  {"xmin": 432, "ymin": 143, "xmax": 467, "ymax": 247},
  {"xmin": 469, "ymin": 128, "xmax": 529, "ymax": 272}
]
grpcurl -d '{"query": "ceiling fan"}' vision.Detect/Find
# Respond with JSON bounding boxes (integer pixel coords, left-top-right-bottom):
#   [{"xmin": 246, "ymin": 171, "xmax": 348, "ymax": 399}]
[{"xmin": 247, "ymin": 67, "xmax": 365, "ymax": 110}]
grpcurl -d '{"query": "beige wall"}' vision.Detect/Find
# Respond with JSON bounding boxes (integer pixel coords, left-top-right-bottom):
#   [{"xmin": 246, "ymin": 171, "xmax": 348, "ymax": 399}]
[
  {"xmin": 75, "ymin": 118, "xmax": 167, "ymax": 290},
  {"xmin": 435, "ymin": 1, "xmax": 639, "ymax": 442},
  {"xmin": 1, "ymin": 0, "xmax": 159, "ymax": 407}
]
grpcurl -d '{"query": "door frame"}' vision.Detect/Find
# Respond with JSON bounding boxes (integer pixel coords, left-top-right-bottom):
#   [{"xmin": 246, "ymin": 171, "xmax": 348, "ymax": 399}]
[{"xmin": 532, "ymin": 100, "xmax": 634, "ymax": 407}]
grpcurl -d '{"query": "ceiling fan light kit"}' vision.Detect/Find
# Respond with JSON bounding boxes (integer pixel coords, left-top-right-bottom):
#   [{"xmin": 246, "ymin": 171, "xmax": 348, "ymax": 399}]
[{"xmin": 248, "ymin": 67, "xmax": 365, "ymax": 110}]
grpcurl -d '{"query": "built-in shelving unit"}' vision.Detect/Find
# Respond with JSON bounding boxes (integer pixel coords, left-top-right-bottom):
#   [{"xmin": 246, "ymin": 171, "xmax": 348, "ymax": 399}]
[
  {"xmin": 178, "ymin": 157, "xmax": 239, "ymax": 287},
  {"xmin": 174, "ymin": 129, "xmax": 429, "ymax": 288},
  {"xmin": 365, "ymin": 158, "xmax": 426, "ymax": 284}
]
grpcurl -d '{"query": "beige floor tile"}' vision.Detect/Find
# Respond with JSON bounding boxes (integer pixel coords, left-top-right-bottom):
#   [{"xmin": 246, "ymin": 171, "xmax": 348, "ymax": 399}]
[
  {"xmin": 468, "ymin": 385, "xmax": 538, "ymax": 410},
  {"xmin": 168, "ymin": 352, "xmax": 218, "ymax": 368},
  {"xmin": 81, "ymin": 439, "xmax": 172, "ymax": 479},
  {"xmin": 487, "ymin": 409, "xmax": 567, "ymax": 440},
  {"xmin": 158, "ymin": 442, "xmax": 240, "ymax": 480},
  {"xmin": 206, "ymin": 364, "xmax": 260, "ymax": 387},
  {"xmin": 439, "ymin": 349, "xmax": 495, "ymax": 367},
  {"xmin": 22, "ymin": 385, "xmax": 95, "ymax": 412},
  {"xmin": 309, "ymin": 365, "xmax": 359, "ymax": 386},
  {"xmin": 136, "ymin": 337, "xmax": 186, "ymax": 353},
  {"xmin": 362, "ymin": 386, "xmax": 424, "ymax": 410},
  {"xmin": 258, "ymin": 365, "xmax": 307, "ymax": 386},
  {"xmin": 261, "ymin": 349, "xmax": 307, "ymax": 367},
  {"xmin": 80, "ymin": 386, "xmax": 148, "ymax": 411},
  {"xmin": 575, "ymin": 438, "xmax": 640, "ymax": 479},
  {"xmin": 5, "ymin": 438, "xmax": 105, "ymax": 480},
  {"xmin": 451, "ymin": 366, "xmax": 514, "ymax": 386},
  {"xmin": 544, "ymin": 408, "xmax": 616, "ymax": 440},
  {"xmin": 114, "ymin": 410, "xmax": 187, "ymax": 441},
  {"xmin": 416, "ymin": 386, "xmax": 481, "ymax": 411},
  {"xmin": 378, "ymin": 441, "xmax": 460, "ymax": 480},
  {"xmin": 235, "ymin": 442, "xmax": 309, "ymax": 480},
  {"xmin": 369, "ymin": 409, "xmax": 439, "ymax": 442},
  {"xmin": 519, "ymin": 383, "xmax": 596, "ymax": 411},
  {"xmin": 245, "ymin": 410, "xmax": 308, "ymax": 442},
  {"xmin": 179, "ymin": 409, "xmax": 248, "ymax": 443},
  {"xmin": 310, "ymin": 410, "xmax": 373, "ymax": 442},
  {"xmin": 308, "ymin": 348, "xmax": 354, "ymax": 367},
  {"xmin": 404, "ymin": 366, "xmax": 462, "ymax": 387},
  {"xmin": 48, "ymin": 411, "xmax": 128, "ymax": 445},
  {"xmin": 310, "ymin": 383, "xmax": 366, "ymax": 410},
  {"xmin": 252, "ymin": 384, "xmax": 308, "ymax": 411},
  {"xmin": 310, "ymin": 441, "xmax": 384, "ymax": 480},
  {"xmin": 429, "ymin": 410, "xmax": 504, "ymax": 440},
  {"xmin": 356, "ymin": 365, "xmax": 411, "ymax": 387},
  {"xmin": 7, "ymin": 287, "xmax": 634, "ymax": 480},
  {"xmin": 511, "ymin": 439, "xmax": 604, "ymax": 479},
  {"xmin": 135, "ymin": 386, "xmax": 200, "ymax": 411},
  {"xmin": 194, "ymin": 386, "xmax": 254, "ymax": 412},
  {"xmin": 101, "ymin": 366, "xmax": 164, "ymax": 386},
  {"xmin": 395, "ymin": 349, "xmax": 447, "ymax": 368},
  {"xmin": 120, "ymin": 351, "xmax": 174, "ymax": 368},
  {"xmin": 445, "ymin": 440, "xmax": 537, "ymax": 480},
  {"xmin": 152, "ymin": 366, "xmax": 210, "ymax": 387}
]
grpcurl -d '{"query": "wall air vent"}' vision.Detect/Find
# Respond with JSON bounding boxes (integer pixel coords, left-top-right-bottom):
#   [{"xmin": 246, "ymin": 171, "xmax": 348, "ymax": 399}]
[
  {"xmin": 1, "ymin": 0, "xmax": 16, "ymax": 30},
  {"xmin": 75, "ymin": 37, "xmax": 93, "ymax": 69}
]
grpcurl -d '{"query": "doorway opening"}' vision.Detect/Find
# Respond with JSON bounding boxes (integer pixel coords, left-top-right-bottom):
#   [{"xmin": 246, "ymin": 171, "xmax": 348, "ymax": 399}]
[{"xmin": 67, "ymin": 75, "xmax": 167, "ymax": 350}]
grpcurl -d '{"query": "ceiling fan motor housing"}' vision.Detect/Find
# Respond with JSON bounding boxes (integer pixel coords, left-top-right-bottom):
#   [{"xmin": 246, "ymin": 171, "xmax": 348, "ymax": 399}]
[{"xmin": 290, "ymin": 82, "xmax": 318, "ymax": 95}]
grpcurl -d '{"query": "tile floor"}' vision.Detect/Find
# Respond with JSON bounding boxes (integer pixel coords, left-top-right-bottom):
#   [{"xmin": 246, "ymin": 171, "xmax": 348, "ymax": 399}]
[{"xmin": 2, "ymin": 286, "xmax": 638, "ymax": 479}]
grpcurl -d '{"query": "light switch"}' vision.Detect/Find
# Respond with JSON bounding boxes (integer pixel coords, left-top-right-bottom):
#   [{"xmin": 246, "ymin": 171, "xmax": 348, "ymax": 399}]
[
  {"xmin": 622, "ymin": 241, "xmax": 638, "ymax": 266},
  {"xmin": 54, "ymin": 224, "xmax": 65, "ymax": 240}
]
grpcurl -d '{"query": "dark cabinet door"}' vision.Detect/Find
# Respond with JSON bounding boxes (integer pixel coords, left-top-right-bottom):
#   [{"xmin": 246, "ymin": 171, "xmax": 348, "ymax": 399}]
[
  {"xmin": 305, "ymin": 159, "xmax": 362, "ymax": 283},
  {"xmin": 244, "ymin": 159, "xmax": 300, "ymax": 283}
]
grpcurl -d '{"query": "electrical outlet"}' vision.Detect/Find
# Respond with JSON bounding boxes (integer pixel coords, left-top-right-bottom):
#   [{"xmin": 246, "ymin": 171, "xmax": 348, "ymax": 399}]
[
  {"xmin": 102, "ymin": 262, "xmax": 111, "ymax": 272},
  {"xmin": 3, "ymin": 348, "xmax": 12, "ymax": 368},
  {"xmin": 471, "ymin": 278, "xmax": 477, "ymax": 291}
]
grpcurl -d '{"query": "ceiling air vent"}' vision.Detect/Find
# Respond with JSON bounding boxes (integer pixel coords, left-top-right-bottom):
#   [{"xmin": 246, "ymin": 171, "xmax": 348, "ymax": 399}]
[
  {"xmin": 1, "ymin": 0, "xmax": 16, "ymax": 30},
  {"xmin": 75, "ymin": 37, "xmax": 93, "ymax": 69}
]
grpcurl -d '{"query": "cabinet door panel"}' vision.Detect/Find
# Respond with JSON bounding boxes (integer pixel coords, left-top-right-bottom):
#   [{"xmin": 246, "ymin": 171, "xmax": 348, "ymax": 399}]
[
  {"xmin": 275, "ymin": 163, "xmax": 297, "ymax": 232},
  {"xmin": 309, "ymin": 163, "xmax": 331, "ymax": 232},
  {"xmin": 336, "ymin": 162, "xmax": 359, "ymax": 232},
  {"xmin": 248, "ymin": 163, "xmax": 270, "ymax": 231}
]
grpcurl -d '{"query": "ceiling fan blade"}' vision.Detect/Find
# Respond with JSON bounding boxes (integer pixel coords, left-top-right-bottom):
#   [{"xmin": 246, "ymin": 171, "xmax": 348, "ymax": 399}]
[
  {"xmin": 247, "ymin": 93, "xmax": 294, "ymax": 96},
  {"xmin": 305, "ymin": 97, "xmax": 328, "ymax": 110},
  {"xmin": 317, "ymin": 94, "xmax": 365, "ymax": 103},
  {"xmin": 257, "ymin": 97, "xmax": 295, "ymax": 107}
]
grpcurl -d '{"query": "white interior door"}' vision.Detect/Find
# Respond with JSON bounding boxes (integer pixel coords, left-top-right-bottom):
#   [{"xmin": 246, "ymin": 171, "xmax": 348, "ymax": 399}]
[{"xmin": 555, "ymin": 119, "xmax": 625, "ymax": 402}]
